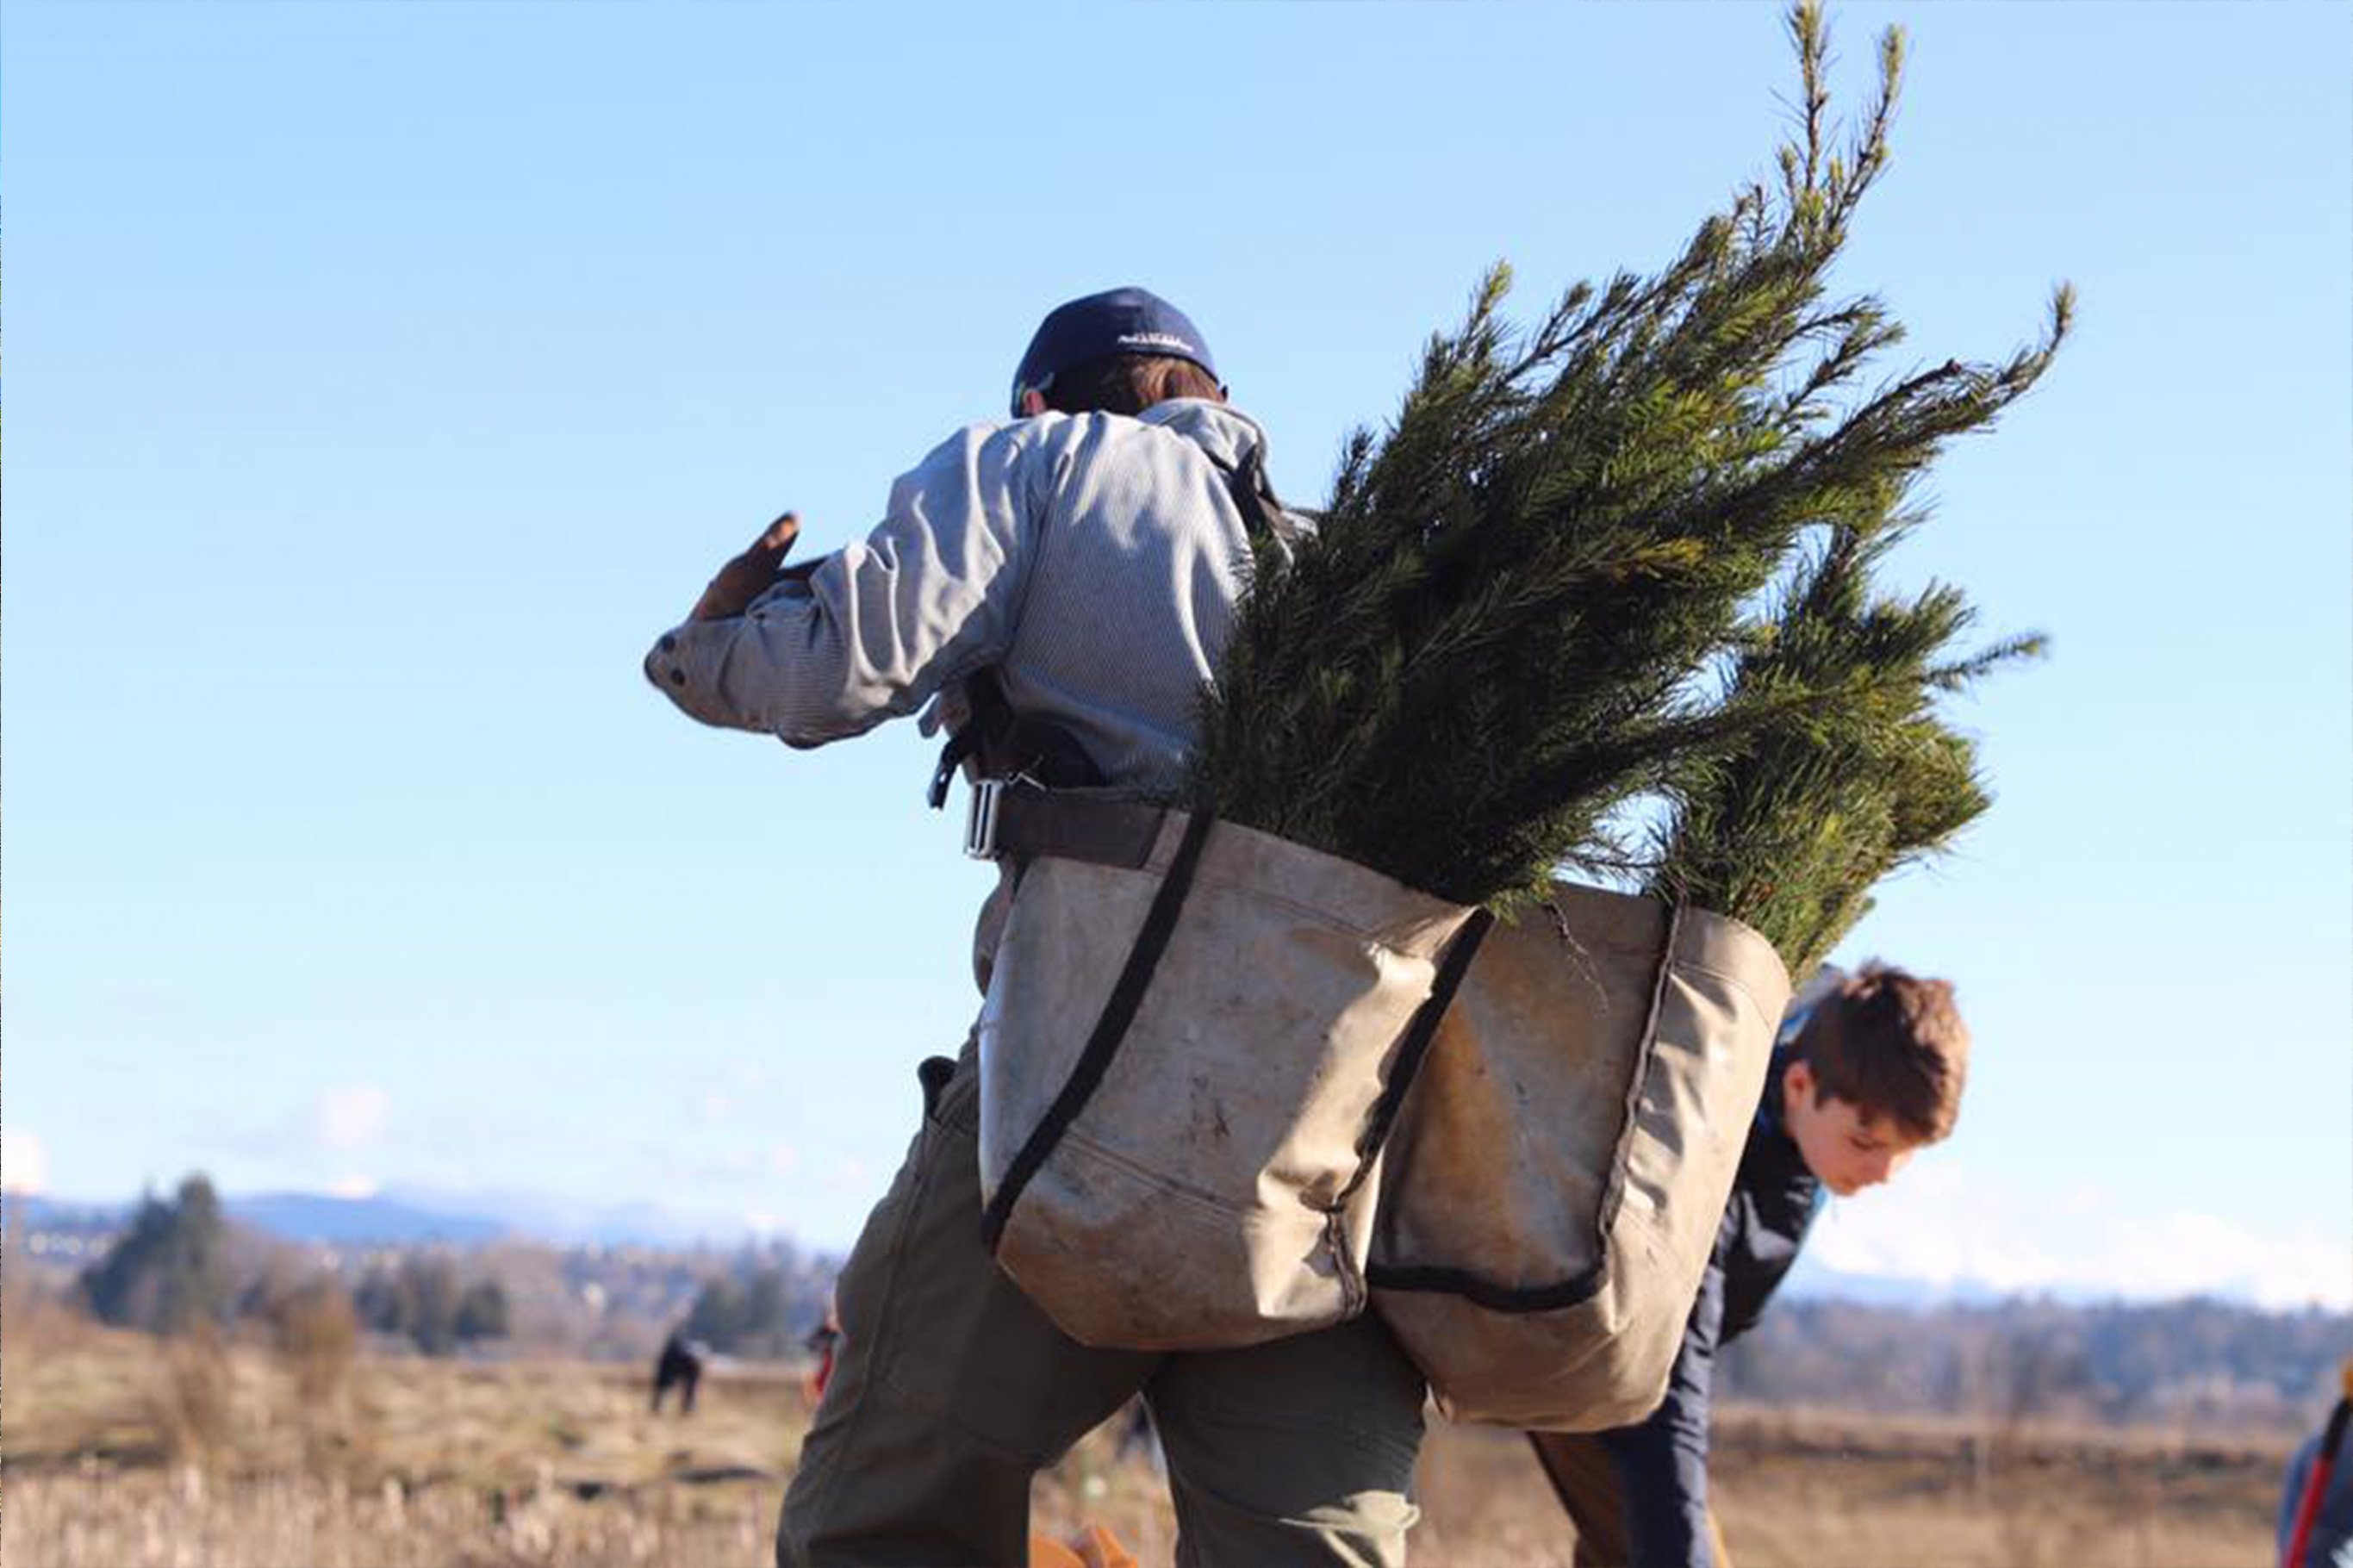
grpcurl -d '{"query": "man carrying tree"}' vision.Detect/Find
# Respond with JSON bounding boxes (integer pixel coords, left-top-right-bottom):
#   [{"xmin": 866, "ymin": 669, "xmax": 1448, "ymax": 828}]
[
  {"xmin": 643, "ymin": 12, "xmax": 2064, "ymax": 1565},
  {"xmin": 644, "ymin": 289, "xmax": 1432, "ymax": 1568},
  {"xmin": 1530, "ymin": 964, "xmax": 1972, "ymax": 1568}
]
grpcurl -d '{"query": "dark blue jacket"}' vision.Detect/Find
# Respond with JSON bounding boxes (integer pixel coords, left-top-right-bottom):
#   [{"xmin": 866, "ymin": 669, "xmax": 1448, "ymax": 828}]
[
  {"xmin": 2279, "ymin": 1419, "xmax": 2353, "ymax": 1568},
  {"xmin": 1597, "ymin": 1042, "xmax": 1822, "ymax": 1568}
]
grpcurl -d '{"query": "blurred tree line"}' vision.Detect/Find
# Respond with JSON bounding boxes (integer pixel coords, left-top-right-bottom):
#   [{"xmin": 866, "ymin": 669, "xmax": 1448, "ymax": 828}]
[
  {"xmin": 680, "ymin": 1265, "xmax": 806, "ymax": 1356},
  {"xmin": 352, "ymin": 1257, "xmax": 510, "ymax": 1355},
  {"xmin": 1721, "ymin": 1294, "xmax": 2350, "ymax": 1429},
  {"xmin": 59, "ymin": 1173, "xmax": 2340, "ymax": 1428},
  {"xmin": 73, "ymin": 1173, "xmax": 507, "ymax": 1357},
  {"xmin": 78, "ymin": 1175, "xmax": 235, "ymax": 1335}
]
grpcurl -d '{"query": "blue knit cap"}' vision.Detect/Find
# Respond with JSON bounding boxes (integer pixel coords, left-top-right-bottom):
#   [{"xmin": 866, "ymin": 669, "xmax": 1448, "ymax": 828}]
[{"xmin": 1011, "ymin": 287, "xmax": 1219, "ymax": 418}]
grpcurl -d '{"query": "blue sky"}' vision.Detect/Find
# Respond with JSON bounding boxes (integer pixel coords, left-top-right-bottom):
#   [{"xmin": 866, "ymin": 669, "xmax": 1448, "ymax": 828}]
[{"xmin": 6, "ymin": 3, "xmax": 2347, "ymax": 1307}]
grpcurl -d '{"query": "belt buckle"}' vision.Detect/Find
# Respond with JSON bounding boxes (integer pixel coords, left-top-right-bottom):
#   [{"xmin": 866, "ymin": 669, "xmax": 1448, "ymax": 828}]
[{"xmin": 963, "ymin": 778, "xmax": 1006, "ymax": 860}]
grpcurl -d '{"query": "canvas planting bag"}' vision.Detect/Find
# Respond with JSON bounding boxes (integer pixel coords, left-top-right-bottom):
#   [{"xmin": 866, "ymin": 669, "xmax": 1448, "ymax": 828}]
[
  {"xmin": 969, "ymin": 785, "xmax": 1786, "ymax": 1431},
  {"xmin": 1368, "ymin": 880, "xmax": 1790, "ymax": 1429},
  {"xmin": 972, "ymin": 790, "xmax": 1492, "ymax": 1351}
]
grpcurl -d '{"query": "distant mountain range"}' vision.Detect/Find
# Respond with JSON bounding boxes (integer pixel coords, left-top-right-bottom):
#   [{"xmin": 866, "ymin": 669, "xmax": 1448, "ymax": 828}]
[
  {"xmin": 370, "ymin": 1185, "xmax": 775, "ymax": 1248},
  {"xmin": 4, "ymin": 1188, "xmax": 2263, "ymax": 1312},
  {"xmin": 14, "ymin": 1192, "xmax": 499, "ymax": 1247},
  {"xmin": 236, "ymin": 1192, "xmax": 514, "ymax": 1246},
  {"xmin": 11, "ymin": 1187, "xmax": 775, "ymax": 1251},
  {"xmin": 1779, "ymin": 1254, "xmax": 2015, "ymax": 1310}
]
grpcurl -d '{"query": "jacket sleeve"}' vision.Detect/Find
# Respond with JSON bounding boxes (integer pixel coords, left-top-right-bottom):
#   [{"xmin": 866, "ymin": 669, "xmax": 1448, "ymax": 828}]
[
  {"xmin": 1599, "ymin": 1253, "xmax": 1728, "ymax": 1568},
  {"xmin": 642, "ymin": 421, "xmax": 1047, "ymax": 745}
]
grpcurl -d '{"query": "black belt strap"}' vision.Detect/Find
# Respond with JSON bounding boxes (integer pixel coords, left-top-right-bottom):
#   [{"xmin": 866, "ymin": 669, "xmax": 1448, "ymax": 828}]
[{"xmin": 990, "ymin": 789, "xmax": 1170, "ymax": 871}]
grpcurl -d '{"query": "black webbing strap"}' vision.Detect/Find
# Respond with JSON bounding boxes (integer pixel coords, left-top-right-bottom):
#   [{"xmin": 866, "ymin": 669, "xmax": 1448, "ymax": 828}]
[
  {"xmin": 980, "ymin": 810, "xmax": 1218, "ymax": 1252},
  {"xmin": 928, "ymin": 668, "xmax": 1107, "ymax": 810},
  {"xmin": 1362, "ymin": 1258, "xmax": 1609, "ymax": 1313},
  {"xmin": 928, "ymin": 727, "xmax": 979, "ymax": 810},
  {"xmin": 1363, "ymin": 903, "xmax": 1684, "ymax": 1316},
  {"xmin": 1329, "ymin": 908, "xmax": 1497, "ymax": 1215},
  {"xmin": 1211, "ymin": 444, "xmax": 1304, "ymax": 552}
]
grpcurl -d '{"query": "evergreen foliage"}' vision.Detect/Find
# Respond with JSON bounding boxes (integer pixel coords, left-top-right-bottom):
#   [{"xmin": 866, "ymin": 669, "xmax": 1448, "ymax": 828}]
[
  {"xmin": 1646, "ymin": 521, "xmax": 2044, "ymax": 974},
  {"xmin": 79, "ymin": 1174, "xmax": 233, "ymax": 1336},
  {"xmin": 1191, "ymin": 1, "xmax": 2067, "ymax": 916}
]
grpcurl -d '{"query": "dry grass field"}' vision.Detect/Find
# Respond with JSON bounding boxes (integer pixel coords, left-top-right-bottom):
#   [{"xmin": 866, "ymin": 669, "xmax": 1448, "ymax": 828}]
[
  {"xmin": 3, "ymin": 1302, "xmax": 2295, "ymax": 1567},
  {"xmin": 1415, "ymin": 1412, "xmax": 2290, "ymax": 1568}
]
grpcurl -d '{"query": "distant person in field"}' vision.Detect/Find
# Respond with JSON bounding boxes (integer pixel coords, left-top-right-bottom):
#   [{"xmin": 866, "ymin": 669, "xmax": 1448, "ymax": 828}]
[
  {"xmin": 1530, "ymin": 963, "xmax": 1971, "ymax": 1568},
  {"xmin": 651, "ymin": 1329, "xmax": 708, "ymax": 1416}
]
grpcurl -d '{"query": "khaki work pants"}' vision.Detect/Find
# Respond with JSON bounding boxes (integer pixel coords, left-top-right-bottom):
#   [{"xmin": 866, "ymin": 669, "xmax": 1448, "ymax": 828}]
[
  {"xmin": 780, "ymin": 1045, "xmax": 1429, "ymax": 1568},
  {"xmin": 1525, "ymin": 1432, "xmax": 1732, "ymax": 1568}
]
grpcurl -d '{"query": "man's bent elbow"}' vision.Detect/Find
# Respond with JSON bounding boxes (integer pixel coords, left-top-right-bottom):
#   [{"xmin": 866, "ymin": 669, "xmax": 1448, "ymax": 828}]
[{"xmin": 769, "ymin": 699, "xmax": 893, "ymax": 750}]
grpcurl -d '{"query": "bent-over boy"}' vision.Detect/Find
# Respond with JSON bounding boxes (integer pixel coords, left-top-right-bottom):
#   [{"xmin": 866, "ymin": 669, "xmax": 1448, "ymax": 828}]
[{"xmin": 1531, "ymin": 962, "xmax": 1971, "ymax": 1568}]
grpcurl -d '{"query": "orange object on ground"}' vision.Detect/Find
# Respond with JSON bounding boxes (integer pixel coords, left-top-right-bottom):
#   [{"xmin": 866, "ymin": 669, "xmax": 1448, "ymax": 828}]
[
  {"xmin": 803, "ymin": 1303, "xmax": 843, "ymax": 1404},
  {"xmin": 1029, "ymin": 1523, "xmax": 1140, "ymax": 1568},
  {"xmin": 806, "ymin": 1336, "xmax": 837, "ymax": 1403}
]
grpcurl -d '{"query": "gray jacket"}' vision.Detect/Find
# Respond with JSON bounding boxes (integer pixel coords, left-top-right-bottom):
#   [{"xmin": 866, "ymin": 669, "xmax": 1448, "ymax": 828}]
[{"xmin": 644, "ymin": 399, "xmax": 1273, "ymax": 802}]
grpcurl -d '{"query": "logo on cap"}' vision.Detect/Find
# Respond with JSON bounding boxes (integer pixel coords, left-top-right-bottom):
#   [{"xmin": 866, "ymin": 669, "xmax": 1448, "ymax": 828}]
[{"xmin": 1012, "ymin": 287, "xmax": 1218, "ymax": 418}]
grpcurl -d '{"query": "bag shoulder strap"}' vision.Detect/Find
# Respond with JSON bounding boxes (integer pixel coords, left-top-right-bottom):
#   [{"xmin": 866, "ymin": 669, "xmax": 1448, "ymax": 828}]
[{"xmin": 1207, "ymin": 442, "xmax": 1307, "ymax": 553}]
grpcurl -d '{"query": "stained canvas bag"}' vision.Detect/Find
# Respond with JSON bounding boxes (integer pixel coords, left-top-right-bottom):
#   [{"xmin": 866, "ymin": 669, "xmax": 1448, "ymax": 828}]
[
  {"xmin": 1367, "ymin": 880, "xmax": 1790, "ymax": 1430},
  {"xmin": 972, "ymin": 787, "xmax": 1493, "ymax": 1351}
]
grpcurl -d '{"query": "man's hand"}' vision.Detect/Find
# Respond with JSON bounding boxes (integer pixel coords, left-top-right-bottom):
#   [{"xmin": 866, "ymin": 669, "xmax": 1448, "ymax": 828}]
[{"xmin": 689, "ymin": 513, "xmax": 802, "ymax": 622}]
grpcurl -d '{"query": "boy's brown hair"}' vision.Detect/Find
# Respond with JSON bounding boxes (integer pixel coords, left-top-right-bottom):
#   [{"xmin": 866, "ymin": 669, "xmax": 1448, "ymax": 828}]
[
  {"xmin": 1042, "ymin": 352, "xmax": 1224, "ymax": 418},
  {"xmin": 1790, "ymin": 962, "xmax": 1970, "ymax": 1142}
]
